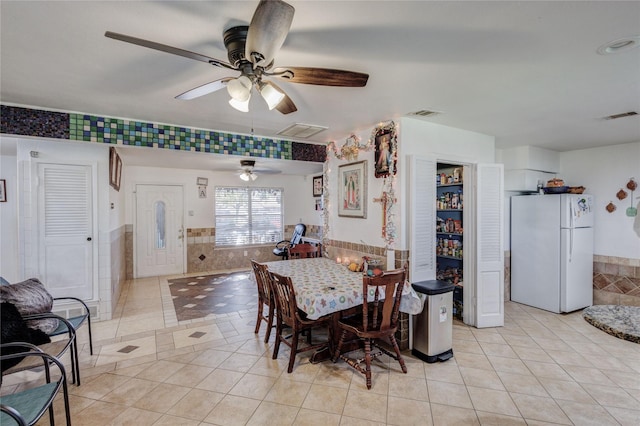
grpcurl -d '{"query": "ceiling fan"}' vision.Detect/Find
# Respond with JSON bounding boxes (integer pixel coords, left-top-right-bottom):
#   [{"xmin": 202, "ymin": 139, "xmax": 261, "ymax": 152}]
[
  {"xmin": 105, "ymin": 0, "xmax": 369, "ymax": 114},
  {"xmin": 238, "ymin": 159, "xmax": 280, "ymax": 181}
]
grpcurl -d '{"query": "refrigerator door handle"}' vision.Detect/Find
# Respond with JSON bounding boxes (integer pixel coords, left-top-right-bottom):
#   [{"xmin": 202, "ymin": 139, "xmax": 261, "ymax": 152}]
[
  {"xmin": 569, "ymin": 198, "xmax": 574, "ymax": 229},
  {"xmin": 569, "ymin": 227, "xmax": 573, "ymax": 262}
]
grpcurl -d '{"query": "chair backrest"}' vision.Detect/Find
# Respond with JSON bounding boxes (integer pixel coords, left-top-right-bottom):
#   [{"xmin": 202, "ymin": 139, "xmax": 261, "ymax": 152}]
[
  {"xmin": 289, "ymin": 223, "xmax": 306, "ymax": 244},
  {"xmin": 268, "ymin": 271, "xmax": 298, "ymax": 327},
  {"xmin": 250, "ymin": 260, "xmax": 272, "ymax": 305},
  {"xmin": 362, "ymin": 267, "xmax": 407, "ymax": 332},
  {"xmin": 288, "ymin": 243, "xmax": 320, "ymax": 259}
]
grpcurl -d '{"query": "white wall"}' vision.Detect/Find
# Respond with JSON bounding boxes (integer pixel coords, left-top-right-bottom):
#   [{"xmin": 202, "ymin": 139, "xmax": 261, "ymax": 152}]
[
  {"xmin": 397, "ymin": 117, "xmax": 496, "ymax": 249},
  {"xmin": 123, "ymin": 164, "xmax": 322, "ymax": 231},
  {"xmin": 0, "ymin": 137, "xmax": 19, "ymax": 281},
  {"xmin": 559, "ymin": 141, "xmax": 640, "ymax": 258}
]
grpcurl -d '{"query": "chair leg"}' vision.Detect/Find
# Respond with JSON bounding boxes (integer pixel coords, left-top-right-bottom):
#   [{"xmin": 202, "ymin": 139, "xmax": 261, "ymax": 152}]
[
  {"xmin": 255, "ymin": 300, "xmax": 264, "ymax": 334},
  {"xmin": 87, "ymin": 316, "xmax": 94, "ymax": 355},
  {"xmin": 287, "ymin": 330, "xmax": 299, "ymax": 373},
  {"xmin": 388, "ymin": 334, "xmax": 407, "ymax": 374},
  {"xmin": 264, "ymin": 305, "xmax": 274, "ymax": 343},
  {"xmin": 72, "ymin": 338, "xmax": 81, "ymax": 385},
  {"xmin": 272, "ymin": 318, "xmax": 282, "ymax": 360},
  {"xmin": 332, "ymin": 329, "xmax": 347, "ymax": 363},
  {"xmin": 364, "ymin": 338, "xmax": 373, "ymax": 390}
]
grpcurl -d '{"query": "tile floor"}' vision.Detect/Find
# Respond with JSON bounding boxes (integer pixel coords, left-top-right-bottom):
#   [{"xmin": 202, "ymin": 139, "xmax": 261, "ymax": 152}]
[{"xmin": 3, "ymin": 270, "xmax": 640, "ymax": 425}]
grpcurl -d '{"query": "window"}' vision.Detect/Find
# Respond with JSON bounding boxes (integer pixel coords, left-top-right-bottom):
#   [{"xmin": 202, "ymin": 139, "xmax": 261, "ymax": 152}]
[{"xmin": 215, "ymin": 186, "xmax": 283, "ymax": 246}]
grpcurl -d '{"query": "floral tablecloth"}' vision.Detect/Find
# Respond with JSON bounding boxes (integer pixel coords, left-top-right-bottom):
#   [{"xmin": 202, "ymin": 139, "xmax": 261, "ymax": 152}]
[{"xmin": 265, "ymin": 258, "xmax": 424, "ymax": 320}]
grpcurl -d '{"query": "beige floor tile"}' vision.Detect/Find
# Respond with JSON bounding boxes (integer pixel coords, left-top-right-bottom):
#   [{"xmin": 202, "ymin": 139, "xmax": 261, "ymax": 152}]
[
  {"xmin": 152, "ymin": 414, "xmax": 201, "ymax": 425},
  {"xmin": 604, "ymin": 406, "xmax": 640, "ymax": 426},
  {"xmin": 203, "ymin": 394, "xmax": 261, "ymax": 425},
  {"xmin": 522, "ymin": 360, "xmax": 573, "ymax": 381},
  {"xmin": 388, "ymin": 374, "xmax": 428, "ymax": 401},
  {"xmin": 510, "ymin": 393, "xmax": 572, "ymax": 424},
  {"xmin": 301, "ymin": 383, "xmax": 348, "ymax": 414},
  {"xmin": 427, "ymin": 380, "xmax": 473, "ymax": 408},
  {"xmin": 293, "ymin": 408, "xmax": 341, "ymax": 425},
  {"xmin": 430, "ymin": 403, "xmax": 479, "ymax": 426},
  {"xmin": 246, "ymin": 400, "xmax": 300, "ymax": 426},
  {"xmin": 538, "ymin": 377, "xmax": 596, "ymax": 403},
  {"xmin": 228, "ymin": 373, "xmax": 277, "ymax": 400},
  {"xmin": 69, "ymin": 373, "xmax": 131, "ymax": 400},
  {"xmin": 132, "ymin": 382, "xmax": 191, "ymax": 413},
  {"xmin": 106, "ymin": 406, "xmax": 163, "ymax": 425},
  {"xmin": 196, "ymin": 368, "xmax": 244, "ymax": 393},
  {"xmin": 466, "ymin": 386, "xmax": 519, "ymax": 417},
  {"xmin": 475, "ymin": 411, "xmax": 527, "ymax": 425},
  {"xmin": 561, "ymin": 364, "xmax": 617, "ymax": 386},
  {"xmin": 454, "ymin": 351, "xmax": 493, "ymax": 370},
  {"xmin": 581, "ymin": 383, "xmax": 640, "ymax": 409},
  {"xmin": 189, "ymin": 348, "xmax": 233, "ymax": 369},
  {"xmin": 459, "ymin": 367, "xmax": 505, "ymax": 391},
  {"xmin": 165, "ymin": 388, "xmax": 224, "ymax": 421},
  {"xmin": 217, "ymin": 352, "xmax": 261, "ymax": 372},
  {"xmin": 386, "ymin": 395, "xmax": 432, "ymax": 425},
  {"xmin": 248, "ymin": 355, "xmax": 288, "ymax": 378},
  {"xmin": 511, "ymin": 345, "xmax": 554, "ymax": 362},
  {"xmin": 559, "ymin": 400, "xmax": 620, "ymax": 426},
  {"xmin": 479, "ymin": 342, "xmax": 518, "ymax": 358},
  {"xmin": 488, "ymin": 355, "xmax": 530, "ymax": 375},
  {"xmin": 73, "ymin": 400, "xmax": 128, "ymax": 425},
  {"xmin": 101, "ymin": 377, "xmax": 159, "ymax": 406},
  {"xmin": 164, "ymin": 364, "xmax": 215, "ymax": 387},
  {"xmin": 135, "ymin": 359, "xmax": 186, "ymax": 382},
  {"xmin": 424, "ymin": 361, "xmax": 464, "ymax": 384},
  {"xmin": 343, "ymin": 388, "xmax": 388, "ymax": 423},
  {"xmin": 264, "ymin": 377, "xmax": 312, "ymax": 406},
  {"xmin": 313, "ymin": 362, "xmax": 355, "ymax": 388},
  {"xmin": 497, "ymin": 371, "xmax": 548, "ymax": 397}
]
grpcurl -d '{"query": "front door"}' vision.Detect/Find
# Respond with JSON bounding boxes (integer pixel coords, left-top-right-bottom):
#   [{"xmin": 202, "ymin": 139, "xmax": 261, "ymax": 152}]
[
  {"xmin": 135, "ymin": 184, "xmax": 184, "ymax": 277},
  {"xmin": 38, "ymin": 163, "xmax": 94, "ymax": 299}
]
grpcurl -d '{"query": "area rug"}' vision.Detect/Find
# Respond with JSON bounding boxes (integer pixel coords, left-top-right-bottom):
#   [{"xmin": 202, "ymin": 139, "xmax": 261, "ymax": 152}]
[
  {"xmin": 167, "ymin": 271, "xmax": 256, "ymax": 322},
  {"xmin": 582, "ymin": 305, "xmax": 640, "ymax": 344}
]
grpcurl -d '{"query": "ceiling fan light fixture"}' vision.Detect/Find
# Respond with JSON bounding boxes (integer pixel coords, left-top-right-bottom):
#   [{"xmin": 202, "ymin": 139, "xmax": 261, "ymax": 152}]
[
  {"xmin": 259, "ymin": 82, "xmax": 285, "ymax": 110},
  {"xmin": 227, "ymin": 75, "xmax": 252, "ymax": 101},
  {"xmin": 240, "ymin": 170, "xmax": 258, "ymax": 181},
  {"xmin": 229, "ymin": 96, "xmax": 251, "ymax": 112}
]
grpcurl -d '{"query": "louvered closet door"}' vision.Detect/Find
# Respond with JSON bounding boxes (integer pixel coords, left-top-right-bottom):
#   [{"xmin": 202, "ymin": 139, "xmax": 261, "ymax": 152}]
[{"xmin": 38, "ymin": 163, "xmax": 94, "ymax": 299}]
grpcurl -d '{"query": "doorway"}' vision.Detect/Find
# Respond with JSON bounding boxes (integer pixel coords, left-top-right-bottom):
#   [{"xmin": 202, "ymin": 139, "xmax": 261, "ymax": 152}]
[{"xmin": 135, "ymin": 184, "xmax": 184, "ymax": 278}]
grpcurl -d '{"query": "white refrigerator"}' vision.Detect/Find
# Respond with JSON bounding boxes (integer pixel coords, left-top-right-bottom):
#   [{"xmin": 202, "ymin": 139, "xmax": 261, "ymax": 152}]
[{"xmin": 511, "ymin": 194, "xmax": 594, "ymax": 313}]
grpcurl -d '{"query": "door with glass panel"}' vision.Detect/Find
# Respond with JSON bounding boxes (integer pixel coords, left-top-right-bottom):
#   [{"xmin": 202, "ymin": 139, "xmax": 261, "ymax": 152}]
[{"xmin": 135, "ymin": 184, "xmax": 184, "ymax": 277}]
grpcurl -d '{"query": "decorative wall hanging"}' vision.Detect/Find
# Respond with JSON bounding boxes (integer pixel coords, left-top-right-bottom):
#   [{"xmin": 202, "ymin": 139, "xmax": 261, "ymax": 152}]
[
  {"xmin": 626, "ymin": 177, "xmax": 637, "ymax": 217},
  {"xmin": 616, "ymin": 189, "xmax": 627, "ymax": 200},
  {"xmin": 606, "ymin": 202, "xmax": 616, "ymax": 213},
  {"xmin": 109, "ymin": 147, "xmax": 122, "ymax": 191},
  {"xmin": 313, "ymin": 175, "xmax": 323, "ymax": 197},
  {"xmin": 338, "ymin": 161, "xmax": 367, "ymax": 218},
  {"xmin": 0, "ymin": 179, "xmax": 6, "ymax": 202},
  {"xmin": 372, "ymin": 121, "xmax": 398, "ymax": 178},
  {"xmin": 327, "ymin": 134, "xmax": 373, "ymax": 161}
]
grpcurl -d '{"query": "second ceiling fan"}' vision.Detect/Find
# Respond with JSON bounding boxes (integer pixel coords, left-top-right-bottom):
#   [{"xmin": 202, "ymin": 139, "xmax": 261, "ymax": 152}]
[{"xmin": 105, "ymin": 0, "xmax": 369, "ymax": 114}]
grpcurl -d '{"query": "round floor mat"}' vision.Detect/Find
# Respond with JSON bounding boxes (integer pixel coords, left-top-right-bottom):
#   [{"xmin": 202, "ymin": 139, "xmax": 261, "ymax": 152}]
[{"xmin": 582, "ymin": 305, "xmax": 640, "ymax": 344}]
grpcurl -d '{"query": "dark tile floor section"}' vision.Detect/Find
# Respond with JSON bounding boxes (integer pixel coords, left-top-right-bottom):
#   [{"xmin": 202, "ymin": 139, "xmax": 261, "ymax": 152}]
[{"xmin": 168, "ymin": 271, "xmax": 256, "ymax": 321}]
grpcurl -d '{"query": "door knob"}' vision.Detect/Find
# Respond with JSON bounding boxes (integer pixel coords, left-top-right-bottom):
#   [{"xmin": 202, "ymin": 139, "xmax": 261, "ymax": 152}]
[{"xmin": 87, "ymin": 237, "xmax": 92, "ymax": 241}]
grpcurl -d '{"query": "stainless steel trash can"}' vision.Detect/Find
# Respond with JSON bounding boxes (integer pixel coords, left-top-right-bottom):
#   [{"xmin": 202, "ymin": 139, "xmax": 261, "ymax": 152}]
[{"xmin": 411, "ymin": 280, "xmax": 455, "ymax": 363}]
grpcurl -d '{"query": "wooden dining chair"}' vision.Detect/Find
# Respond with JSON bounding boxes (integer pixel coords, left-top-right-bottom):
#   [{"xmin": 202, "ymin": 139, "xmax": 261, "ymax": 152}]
[
  {"xmin": 250, "ymin": 260, "xmax": 275, "ymax": 343},
  {"xmin": 288, "ymin": 243, "xmax": 320, "ymax": 259},
  {"xmin": 268, "ymin": 271, "xmax": 331, "ymax": 373},
  {"xmin": 332, "ymin": 267, "xmax": 408, "ymax": 389}
]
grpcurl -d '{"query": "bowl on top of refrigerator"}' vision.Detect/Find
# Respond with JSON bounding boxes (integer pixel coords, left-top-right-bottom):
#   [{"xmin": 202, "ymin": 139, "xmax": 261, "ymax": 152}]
[{"xmin": 543, "ymin": 186, "xmax": 570, "ymax": 194}]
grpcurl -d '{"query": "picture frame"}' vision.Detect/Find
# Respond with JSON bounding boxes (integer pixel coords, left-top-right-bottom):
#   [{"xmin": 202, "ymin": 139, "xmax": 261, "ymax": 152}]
[
  {"xmin": 338, "ymin": 161, "xmax": 367, "ymax": 218},
  {"xmin": 374, "ymin": 125, "xmax": 397, "ymax": 178},
  {"xmin": 197, "ymin": 177, "xmax": 208, "ymax": 186},
  {"xmin": 109, "ymin": 146, "xmax": 122, "ymax": 191},
  {"xmin": 312, "ymin": 175, "xmax": 323, "ymax": 197},
  {"xmin": 0, "ymin": 179, "xmax": 6, "ymax": 202}
]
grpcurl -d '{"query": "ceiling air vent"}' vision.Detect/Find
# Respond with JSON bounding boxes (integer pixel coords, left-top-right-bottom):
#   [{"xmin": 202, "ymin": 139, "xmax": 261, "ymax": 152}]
[
  {"xmin": 604, "ymin": 111, "xmax": 638, "ymax": 120},
  {"xmin": 408, "ymin": 110, "xmax": 441, "ymax": 117},
  {"xmin": 277, "ymin": 123, "xmax": 328, "ymax": 139}
]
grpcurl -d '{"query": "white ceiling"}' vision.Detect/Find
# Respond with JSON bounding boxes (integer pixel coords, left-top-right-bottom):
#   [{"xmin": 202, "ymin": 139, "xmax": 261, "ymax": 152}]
[{"xmin": 1, "ymin": 1, "xmax": 639, "ymax": 174}]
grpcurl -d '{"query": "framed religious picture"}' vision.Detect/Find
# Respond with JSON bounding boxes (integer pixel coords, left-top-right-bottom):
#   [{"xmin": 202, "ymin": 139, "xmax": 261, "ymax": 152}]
[
  {"xmin": 312, "ymin": 175, "xmax": 323, "ymax": 197},
  {"xmin": 374, "ymin": 126, "xmax": 397, "ymax": 178},
  {"xmin": 338, "ymin": 161, "xmax": 367, "ymax": 218},
  {"xmin": 109, "ymin": 147, "xmax": 122, "ymax": 191},
  {"xmin": 0, "ymin": 179, "xmax": 6, "ymax": 202}
]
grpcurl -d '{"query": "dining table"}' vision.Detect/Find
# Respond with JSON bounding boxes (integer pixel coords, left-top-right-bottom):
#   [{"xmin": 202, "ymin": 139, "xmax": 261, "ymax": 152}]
[{"xmin": 264, "ymin": 257, "xmax": 423, "ymax": 363}]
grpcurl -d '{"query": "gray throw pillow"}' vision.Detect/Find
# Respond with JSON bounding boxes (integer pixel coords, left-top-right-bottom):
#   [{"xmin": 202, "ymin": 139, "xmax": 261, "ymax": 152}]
[{"xmin": 0, "ymin": 278, "xmax": 59, "ymax": 333}]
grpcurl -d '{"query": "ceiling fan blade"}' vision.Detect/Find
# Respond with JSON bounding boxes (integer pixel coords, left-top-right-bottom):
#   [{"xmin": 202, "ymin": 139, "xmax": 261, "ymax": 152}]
[
  {"xmin": 175, "ymin": 78, "xmax": 234, "ymax": 100},
  {"xmin": 105, "ymin": 31, "xmax": 235, "ymax": 70},
  {"xmin": 271, "ymin": 67, "xmax": 369, "ymax": 87},
  {"xmin": 267, "ymin": 81, "xmax": 297, "ymax": 114},
  {"xmin": 245, "ymin": 0, "xmax": 295, "ymax": 67}
]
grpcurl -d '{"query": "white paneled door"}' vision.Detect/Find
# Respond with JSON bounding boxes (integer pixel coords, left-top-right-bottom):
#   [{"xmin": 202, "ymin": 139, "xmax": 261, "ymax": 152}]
[
  {"xmin": 38, "ymin": 163, "xmax": 94, "ymax": 299},
  {"xmin": 135, "ymin": 184, "xmax": 184, "ymax": 278}
]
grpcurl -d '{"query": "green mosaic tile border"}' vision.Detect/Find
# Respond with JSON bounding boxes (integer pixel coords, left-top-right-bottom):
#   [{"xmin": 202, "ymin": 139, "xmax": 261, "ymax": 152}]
[{"xmin": 69, "ymin": 113, "xmax": 291, "ymax": 160}]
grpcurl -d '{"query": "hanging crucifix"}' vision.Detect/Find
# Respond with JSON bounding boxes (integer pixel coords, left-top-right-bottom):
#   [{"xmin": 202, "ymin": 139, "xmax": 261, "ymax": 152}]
[{"xmin": 373, "ymin": 186, "xmax": 396, "ymax": 239}]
